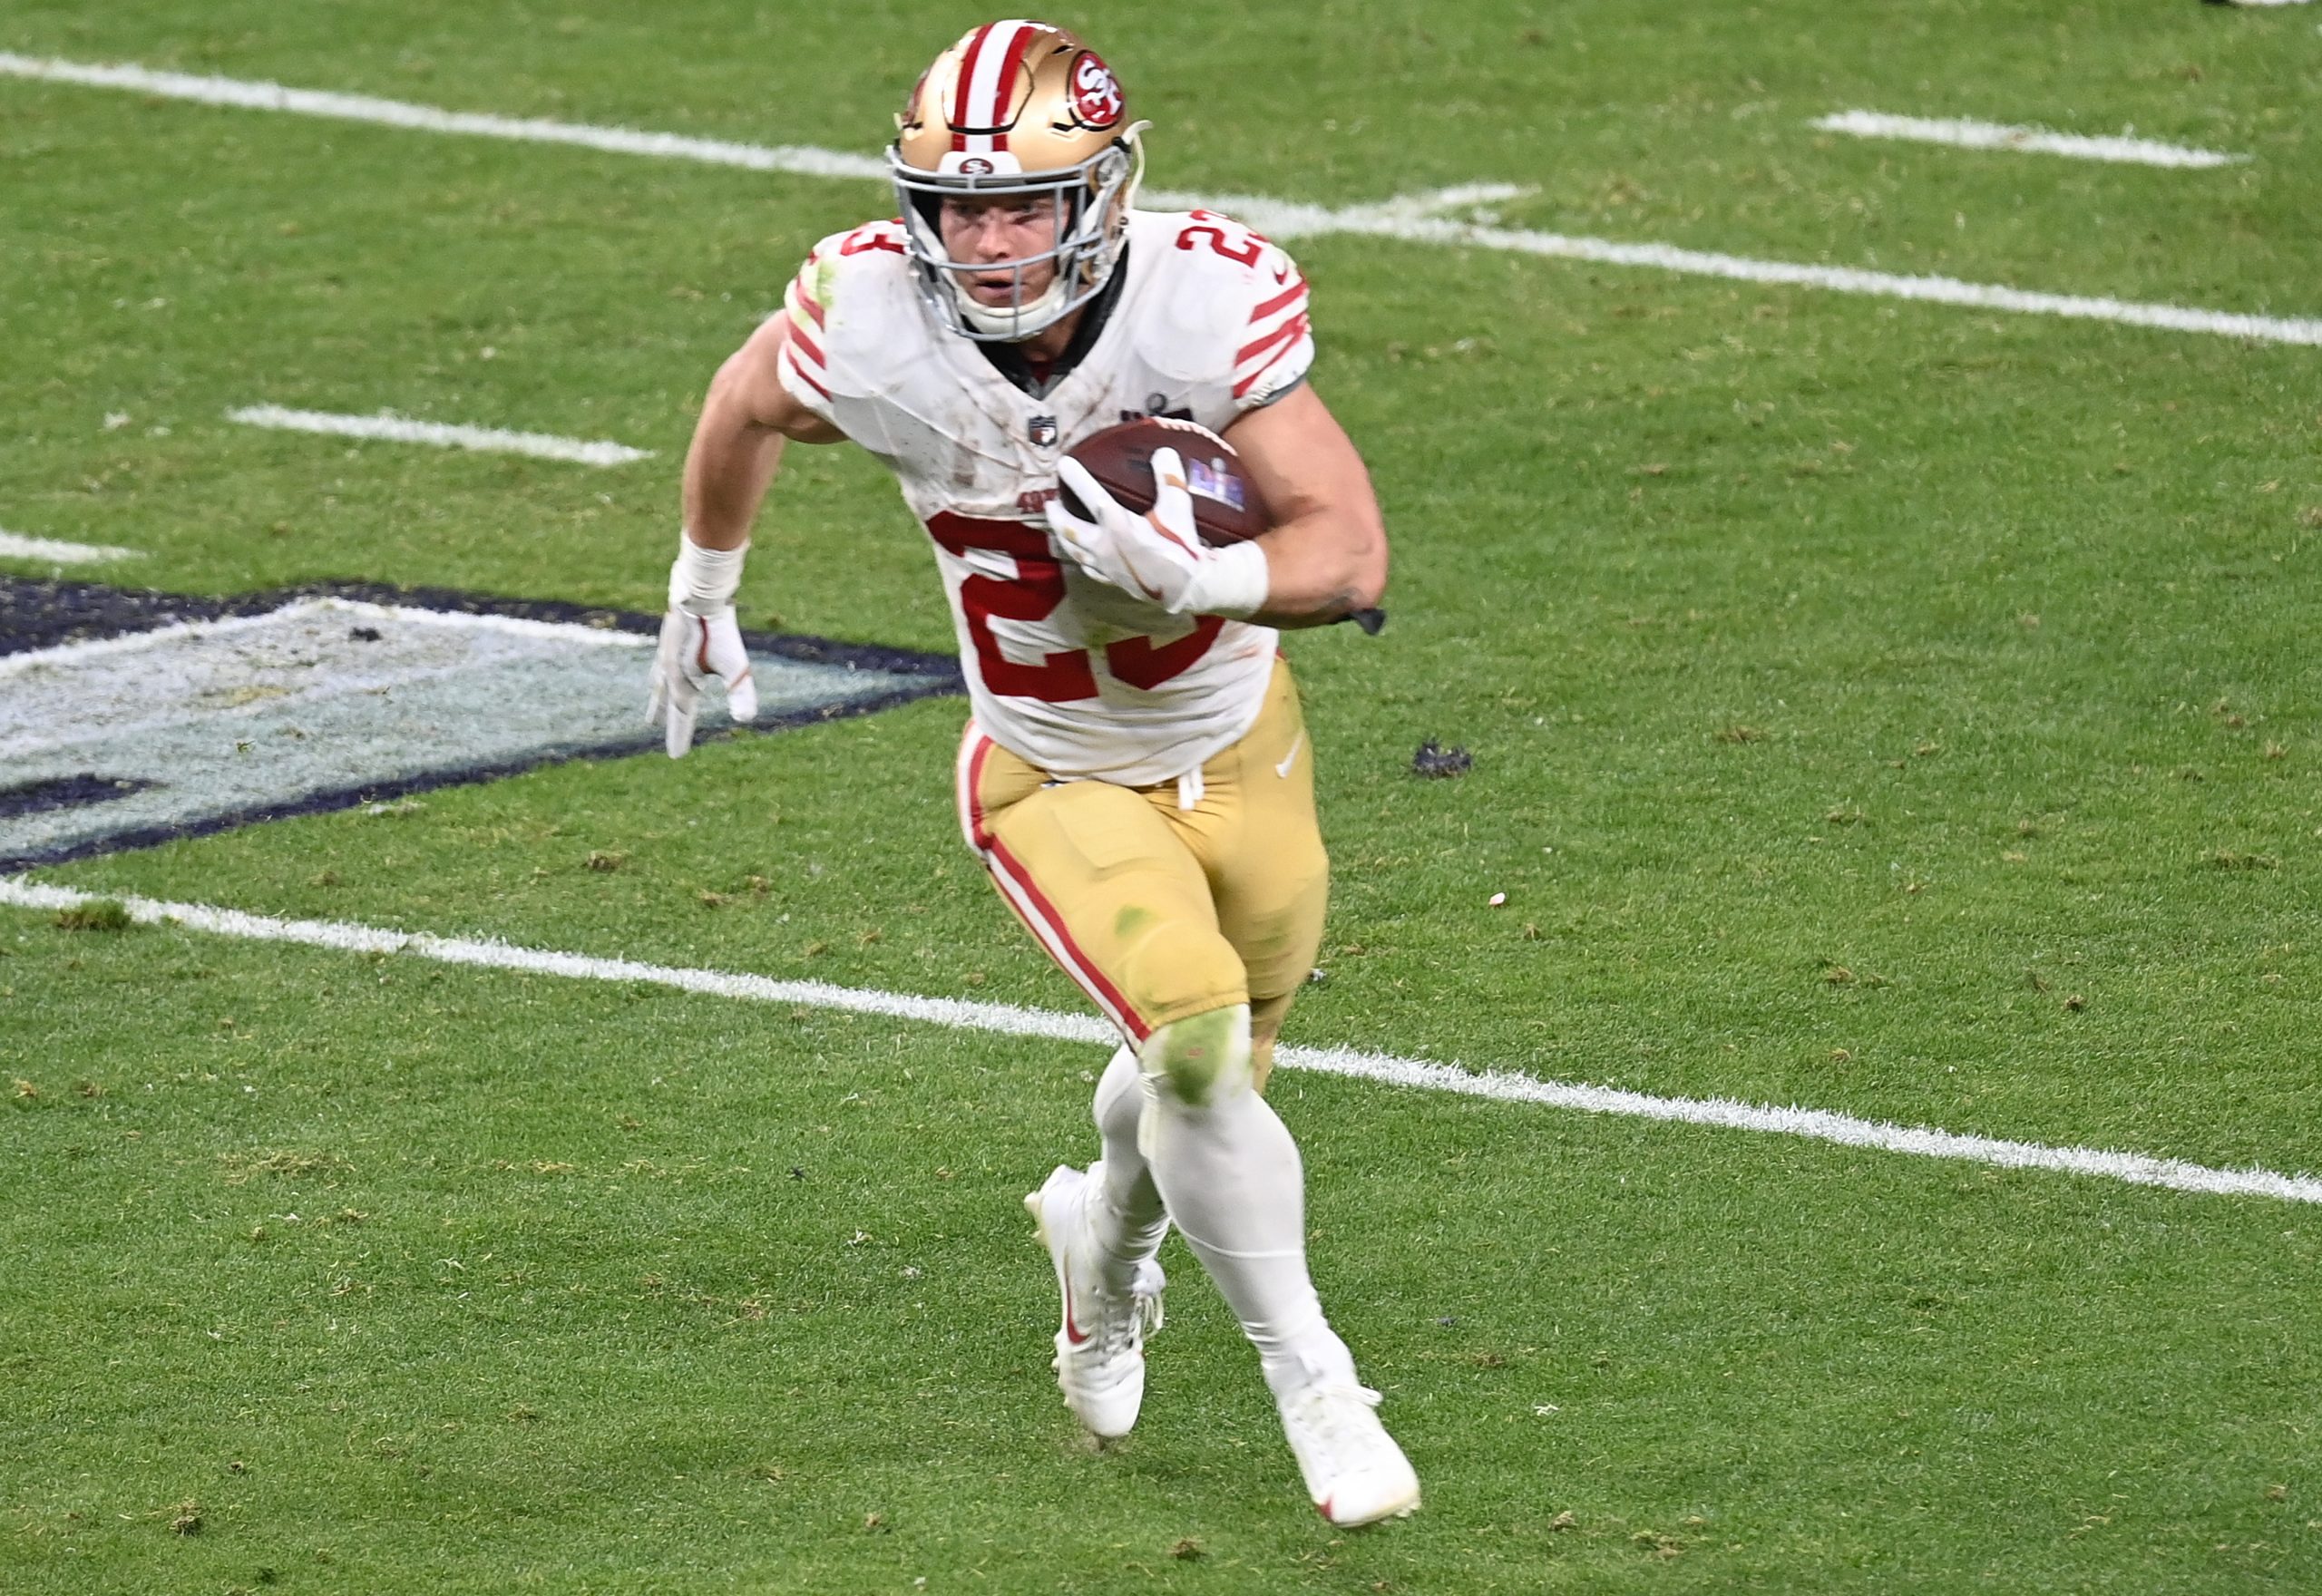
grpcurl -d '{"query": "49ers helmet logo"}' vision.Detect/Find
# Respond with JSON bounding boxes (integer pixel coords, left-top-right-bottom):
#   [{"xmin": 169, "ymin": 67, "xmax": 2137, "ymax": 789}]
[{"xmin": 1068, "ymin": 51, "xmax": 1122, "ymax": 128}]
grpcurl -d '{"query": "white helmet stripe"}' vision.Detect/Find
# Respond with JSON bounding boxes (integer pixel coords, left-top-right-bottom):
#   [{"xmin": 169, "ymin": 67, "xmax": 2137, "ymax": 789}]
[{"xmin": 958, "ymin": 18, "xmax": 1035, "ymax": 133}]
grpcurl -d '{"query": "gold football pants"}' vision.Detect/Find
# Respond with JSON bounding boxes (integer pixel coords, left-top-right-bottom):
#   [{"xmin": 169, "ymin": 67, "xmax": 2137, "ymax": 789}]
[{"xmin": 956, "ymin": 657, "xmax": 1328, "ymax": 1084}]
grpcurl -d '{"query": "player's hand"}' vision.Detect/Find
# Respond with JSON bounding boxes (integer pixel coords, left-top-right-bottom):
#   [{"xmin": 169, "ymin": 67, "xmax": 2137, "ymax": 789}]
[
  {"xmin": 1046, "ymin": 448, "xmax": 1265, "ymax": 618},
  {"xmin": 646, "ymin": 606, "xmax": 757, "ymax": 758}
]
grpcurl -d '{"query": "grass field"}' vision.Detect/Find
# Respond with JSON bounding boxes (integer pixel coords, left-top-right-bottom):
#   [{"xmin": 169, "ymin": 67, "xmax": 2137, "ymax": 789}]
[{"xmin": 6, "ymin": 2, "xmax": 2322, "ymax": 1591}]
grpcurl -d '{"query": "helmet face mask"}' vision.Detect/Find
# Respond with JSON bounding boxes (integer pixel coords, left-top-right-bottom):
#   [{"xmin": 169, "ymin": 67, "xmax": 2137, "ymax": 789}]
[{"xmin": 886, "ymin": 21, "xmax": 1144, "ymax": 344}]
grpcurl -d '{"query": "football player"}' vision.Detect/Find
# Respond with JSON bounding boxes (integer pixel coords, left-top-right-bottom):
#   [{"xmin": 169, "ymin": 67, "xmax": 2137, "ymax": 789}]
[{"xmin": 649, "ymin": 19, "xmax": 1417, "ymax": 1526}]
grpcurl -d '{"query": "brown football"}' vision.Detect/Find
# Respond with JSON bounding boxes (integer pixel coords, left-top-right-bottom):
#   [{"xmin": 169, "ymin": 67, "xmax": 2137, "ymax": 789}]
[{"xmin": 1059, "ymin": 417, "xmax": 1268, "ymax": 548}]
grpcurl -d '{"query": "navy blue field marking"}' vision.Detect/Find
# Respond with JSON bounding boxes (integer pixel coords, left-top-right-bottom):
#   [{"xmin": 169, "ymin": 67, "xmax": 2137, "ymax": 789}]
[
  {"xmin": 0, "ymin": 575, "xmax": 963, "ymax": 679},
  {"xmin": 0, "ymin": 578, "xmax": 962, "ymax": 872},
  {"xmin": 0, "ymin": 774, "xmax": 161, "ymax": 820}
]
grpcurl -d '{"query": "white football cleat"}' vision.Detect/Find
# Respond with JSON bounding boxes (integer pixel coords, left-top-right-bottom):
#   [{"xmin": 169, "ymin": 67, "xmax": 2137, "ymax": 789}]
[
  {"xmin": 1024, "ymin": 1163, "xmax": 1165, "ymax": 1440},
  {"xmin": 1275, "ymin": 1371, "xmax": 1421, "ymax": 1527}
]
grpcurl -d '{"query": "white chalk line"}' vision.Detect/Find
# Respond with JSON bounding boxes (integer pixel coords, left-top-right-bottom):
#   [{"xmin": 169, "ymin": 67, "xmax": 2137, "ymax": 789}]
[
  {"xmin": 5, "ymin": 54, "xmax": 2319, "ymax": 349},
  {"xmin": 0, "ymin": 53, "xmax": 892, "ymax": 181},
  {"xmin": 0, "ymin": 529, "xmax": 141, "ymax": 566},
  {"xmin": 0, "ymin": 596, "xmax": 647, "ymax": 685},
  {"xmin": 3, "ymin": 876, "xmax": 2317, "ymax": 1210},
  {"xmin": 227, "ymin": 405, "xmax": 649, "ymax": 467},
  {"xmin": 1812, "ymin": 111, "xmax": 2246, "ymax": 170}
]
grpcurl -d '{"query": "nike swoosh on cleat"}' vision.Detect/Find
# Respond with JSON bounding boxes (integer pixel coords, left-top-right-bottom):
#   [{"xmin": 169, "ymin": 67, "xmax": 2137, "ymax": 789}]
[{"xmin": 1062, "ymin": 1279, "xmax": 1091, "ymax": 1346}]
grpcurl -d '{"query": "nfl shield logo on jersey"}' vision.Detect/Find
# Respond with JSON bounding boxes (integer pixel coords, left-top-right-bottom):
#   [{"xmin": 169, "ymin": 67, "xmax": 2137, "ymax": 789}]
[{"xmin": 1029, "ymin": 414, "xmax": 1059, "ymax": 448}]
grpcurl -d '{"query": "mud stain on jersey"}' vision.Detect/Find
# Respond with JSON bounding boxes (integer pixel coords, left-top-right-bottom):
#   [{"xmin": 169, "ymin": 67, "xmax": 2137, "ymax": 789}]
[{"xmin": 0, "ymin": 577, "xmax": 959, "ymax": 871}]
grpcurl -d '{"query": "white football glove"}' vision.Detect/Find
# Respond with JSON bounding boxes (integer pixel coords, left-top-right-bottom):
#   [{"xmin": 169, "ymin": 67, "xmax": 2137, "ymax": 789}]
[
  {"xmin": 1046, "ymin": 447, "xmax": 1268, "ymax": 619},
  {"xmin": 647, "ymin": 537, "xmax": 757, "ymax": 758}
]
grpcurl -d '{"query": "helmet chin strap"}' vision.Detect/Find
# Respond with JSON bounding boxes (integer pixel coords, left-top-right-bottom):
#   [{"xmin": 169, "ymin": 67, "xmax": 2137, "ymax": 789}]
[{"xmin": 955, "ymin": 273, "xmax": 1071, "ymax": 341}]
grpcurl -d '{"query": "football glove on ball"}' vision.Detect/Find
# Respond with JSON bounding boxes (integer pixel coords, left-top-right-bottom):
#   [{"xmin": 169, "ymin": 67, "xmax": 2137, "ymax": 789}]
[{"xmin": 1046, "ymin": 447, "xmax": 1268, "ymax": 619}]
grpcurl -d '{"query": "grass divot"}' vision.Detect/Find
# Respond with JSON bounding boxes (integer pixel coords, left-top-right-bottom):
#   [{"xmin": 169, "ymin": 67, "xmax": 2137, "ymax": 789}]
[{"xmin": 53, "ymin": 899, "xmax": 134, "ymax": 932}]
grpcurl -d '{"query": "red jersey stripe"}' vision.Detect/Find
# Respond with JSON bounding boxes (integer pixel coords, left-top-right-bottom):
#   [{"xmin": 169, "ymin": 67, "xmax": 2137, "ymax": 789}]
[
  {"xmin": 1249, "ymin": 279, "xmax": 1308, "ymax": 323},
  {"xmin": 1235, "ymin": 310, "xmax": 1310, "ymax": 367},
  {"xmin": 789, "ymin": 277, "xmax": 825, "ymax": 327},
  {"xmin": 787, "ymin": 321, "xmax": 826, "ymax": 369},
  {"xmin": 1232, "ymin": 316, "xmax": 1311, "ymax": 397},
  {"xmin": 782, "ymin": 345, "xmax": 831, "ymax": 400}
]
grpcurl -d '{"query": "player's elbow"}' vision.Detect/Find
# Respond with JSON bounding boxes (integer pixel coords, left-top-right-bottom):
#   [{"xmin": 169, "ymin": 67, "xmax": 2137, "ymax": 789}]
[{"xmin": 1340, "ymin": 527, "xmax": 1388, "ymax": 613}]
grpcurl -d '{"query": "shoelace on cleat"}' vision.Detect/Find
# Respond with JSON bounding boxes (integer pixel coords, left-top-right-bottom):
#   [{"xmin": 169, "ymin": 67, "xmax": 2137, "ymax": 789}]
[
  {"xmin": 1127, "ymin": 1260, "xmax": 1166, "ymax": 1336},
  {"xmin": 1086, "ymin": 1268, "xmax": 1164, "ymax": 1358},
  {"xmin": 1284, "ymin": 1383, "xmax": 1389, "ymax": 1455}
]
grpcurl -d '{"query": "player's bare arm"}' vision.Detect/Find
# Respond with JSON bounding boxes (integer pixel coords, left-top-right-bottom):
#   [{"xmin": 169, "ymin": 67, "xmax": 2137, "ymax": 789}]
[
  {"xmin": 1047, "ymin": 386, "xmax": 1388, "ymax": 631},
  {"xmin": 682, "ymin": 311, "xmax": 846, "ymax": 550},
  {"xmin": 1224, "ymin": 383, "xmax": 1389, "ymax": 628},
  {"xmin": 647, "ymin": 313, "xmax": 845, "ymax": 757}
]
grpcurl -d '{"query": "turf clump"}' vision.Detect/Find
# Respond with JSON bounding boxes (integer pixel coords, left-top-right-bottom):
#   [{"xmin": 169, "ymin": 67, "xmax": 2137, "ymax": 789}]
[{"xmin": 53, "ymin": 899, "xmax": 135, "ymax": 933}]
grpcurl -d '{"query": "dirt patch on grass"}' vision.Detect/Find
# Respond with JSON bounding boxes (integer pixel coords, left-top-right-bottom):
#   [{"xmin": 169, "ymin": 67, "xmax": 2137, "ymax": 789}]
[
  {"xmin": 220, "ymin": 1150, "xmax": 352, "ymax": 1184},
  {"xmin": 54, "ymin": 900, "xmax": 135, "ymax": 932}
]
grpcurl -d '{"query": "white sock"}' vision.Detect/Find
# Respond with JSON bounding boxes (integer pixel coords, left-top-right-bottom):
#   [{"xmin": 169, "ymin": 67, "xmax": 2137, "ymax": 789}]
[
  {"xmin": 1137, "ymin": 1007, "xmax": 1355, "ymax": 1395},
  {"xmin": 1088, "ymin": 1045, "xmax": 1167, "ymax": 1293}
]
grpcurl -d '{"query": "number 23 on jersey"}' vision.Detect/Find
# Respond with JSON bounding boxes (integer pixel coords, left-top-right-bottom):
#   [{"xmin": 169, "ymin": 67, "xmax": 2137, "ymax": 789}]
[{"xmin": 925, "ymin": 512, "xmax": 1224, "ymax": 701}]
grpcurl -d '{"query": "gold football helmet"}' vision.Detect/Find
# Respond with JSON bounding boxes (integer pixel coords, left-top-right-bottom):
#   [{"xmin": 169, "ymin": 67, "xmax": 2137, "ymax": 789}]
[{"xmin": 888, "ymin": 20, "xmax": 1146, "ymax": 342}]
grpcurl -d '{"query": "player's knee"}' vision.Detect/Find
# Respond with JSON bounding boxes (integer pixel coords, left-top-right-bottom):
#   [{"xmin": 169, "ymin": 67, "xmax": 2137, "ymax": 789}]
[
  {"xmin": 1246, "ymin": 990, "xmax": 1293, "ymax": 1096},
  {"xmin": 1118, "ymin": 917, "xmax": 1244, "ymax": 1045},
  {"xmin": 1139, "ymin": 1002, "xmax": 1253, "ymax": 1108}
]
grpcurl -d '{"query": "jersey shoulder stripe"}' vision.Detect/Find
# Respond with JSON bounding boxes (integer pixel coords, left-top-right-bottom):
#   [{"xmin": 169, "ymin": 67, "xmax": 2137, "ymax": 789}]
[
  {"xmin": 785, "ymin": 257, "xmax": 828, "ymax": 330},
  {"xmin": 777, "ymin": 219, "xmax": 916, "ymax": 411},
  {"xmin": 1125, "ymin": 208, "xmax": 1316, "ymax": 410},
  {"xmin": 1248, "ymin": 277, "xmax": 1309, "ymax": 325},
  {"xmin": 1233, "ymin": 313, "xmax": 1312, "ymax": 400},
  {"xmin": 781, "ymin": 340, "xmax": 832, "ymax": 401}
]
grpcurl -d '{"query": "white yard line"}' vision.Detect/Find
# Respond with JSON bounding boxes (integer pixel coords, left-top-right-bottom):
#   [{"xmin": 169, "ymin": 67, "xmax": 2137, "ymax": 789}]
[
  {"xmin": 1811, "ymin": 111, "xmax": 2246, "ymax": 170},
  {"xmin": 0, "ymin": 529, "xmax": 141, "ymax": 565},
  {"xmin": 0, "ymin": 595, "xmax": 646, "ymax": 683},
  {"xmin": 1224, "ymin": 205, "xmax": 2322, "ymax": 345},
  {"xmin": 3, "ymin": 876, "xmax": 2317, "ymax": 1209},
  {"xmin": 0, "ymin": 53, "xmax": 888, "ymax": 180},
  {"xmin": 227, "ymin": 404, "xmax": 649, "ymax": 466},
  {"xmin": 5, "ymin": 53, "xmax": 2319, "ymax": 348}
]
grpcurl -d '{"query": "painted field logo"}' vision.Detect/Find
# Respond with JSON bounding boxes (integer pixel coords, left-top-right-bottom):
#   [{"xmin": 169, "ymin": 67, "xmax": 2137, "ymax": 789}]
[{"xmin": 0, "ymin": 578, "xmax": 959, "ymax": 870}]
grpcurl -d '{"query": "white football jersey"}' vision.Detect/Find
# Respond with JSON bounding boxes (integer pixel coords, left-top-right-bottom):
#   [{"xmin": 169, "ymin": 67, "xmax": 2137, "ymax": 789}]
[{"xmin": 776, "ymin": 207, "xmax": 1316, "ymax": 787}]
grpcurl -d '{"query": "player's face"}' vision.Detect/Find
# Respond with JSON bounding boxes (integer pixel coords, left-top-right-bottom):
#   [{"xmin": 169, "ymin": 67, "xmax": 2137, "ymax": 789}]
[{"xmin": 937, "ymin": 192, "xmax": 1062, "ymax": 306}]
